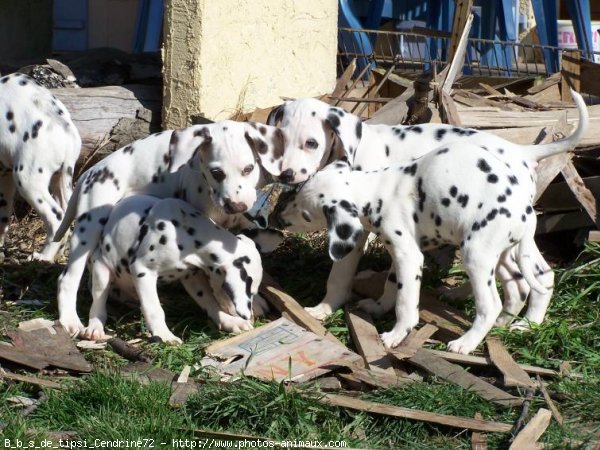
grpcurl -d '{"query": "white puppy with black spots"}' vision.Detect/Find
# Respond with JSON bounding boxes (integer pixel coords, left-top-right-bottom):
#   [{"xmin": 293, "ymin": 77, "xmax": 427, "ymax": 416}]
[
  {"xmin": 266, "ymin": 92, "xmax": 587, "ymax": 326},
  {"xmin": 272, "ymin": 94, "xmax": 588, "ymax": 353},
  {"xmin": 84, "ymin": 195, "xmax": 262, "ymax": 343},
  {"xmin": 54, "ymin": 121, "xmax": 283, "ymax": 335},
  {"xmin": 0, "ymin": 72, "xmax": 81, "ymax": 261}
]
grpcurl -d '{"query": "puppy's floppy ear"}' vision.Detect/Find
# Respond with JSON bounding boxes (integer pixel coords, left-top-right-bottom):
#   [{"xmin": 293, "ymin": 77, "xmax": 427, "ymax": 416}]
[
  {"xmin": 244, "ymin": 122, "xmax": 284, "ymax": 176},
  {"xmin": 267, "ymin": 103, "xmax": 287, "ymax": 126},
  {"xmin": 168, "ymin": 125, "xmax": 212, "ymax": 173},
  {"xmin": 322, "ymin": 200, "xmax": 363, "ymax": 261},
  {"xmin": 324, "ymin": 106, "xmax": 363, "ymax": 163}
]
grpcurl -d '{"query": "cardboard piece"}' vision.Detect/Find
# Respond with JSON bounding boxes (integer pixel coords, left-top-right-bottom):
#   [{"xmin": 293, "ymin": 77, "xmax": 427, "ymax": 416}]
[{"xmin": 202, "ymin": 318, "xmax": 361, "ymax": 383}]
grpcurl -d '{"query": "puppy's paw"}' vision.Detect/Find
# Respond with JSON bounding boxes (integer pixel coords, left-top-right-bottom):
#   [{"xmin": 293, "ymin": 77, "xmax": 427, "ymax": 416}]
[
  {"xmin": 509, "ymin": 320, "xmax": 534, "ymax": 332},
  {"xmin": 447, "ymin": 336, "xmax": 479, "ymax": 355},
  {"xmin": 494, "ymin": 313, "xmax": 514, "ymax": 327},
  {"xmin": 59, "ymin": 315, "xmax": 85, "ymax": 337},
  {"xmin": 219, "ymin": 314, "xmax": 253, "ymax": 334},
  {"xmin": 305, "ymin": 303, "xmax": 333, "ymax": 321},
  {"xmin": 357, "ymin": 298, "xmax": 385, "ymax": 317},
  {"xmin": 380, "ymin": 329, "xmax": 409, "ymax": 349},
  {"xmin": 80, "ymin": 318, "xmax": 108, "ymax": 340},
  {"xmin": 152, "ymin": 329, "xmax": 182, "ymax": 345},
  {"xmin": 252, "ymin": 294, "xmax": 270, "ymax": 317}
]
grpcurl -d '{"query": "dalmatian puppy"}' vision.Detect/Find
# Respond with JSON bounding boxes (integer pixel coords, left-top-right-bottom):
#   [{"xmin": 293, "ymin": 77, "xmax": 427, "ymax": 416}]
[
  {"xmin": 83, "ymin": 195, "xmax": 262, "ymax": 343},
  {"xmin": 272, "ymin": 94, "xmax": 588, "ymax": 353},
  {"xmin": 0, "ymin": 72, "xmax": 81, "ymax": 261},
  {"xmin": 267, "ymin": 92, "xmax": 587, "ymax": 323},
  {"xmin": 54, "ymin": 121, "xmax": 283, "ymax": 335}
]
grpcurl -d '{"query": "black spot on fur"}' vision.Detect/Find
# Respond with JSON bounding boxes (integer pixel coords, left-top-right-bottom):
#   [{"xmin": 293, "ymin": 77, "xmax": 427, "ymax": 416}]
[
  {"xmin": 441, "ymin": 198, "xmax": 451, "ymax": 207},
  {"xmin": 487, "ymin": 174, "xmax": 498, "ymax": 183},
  {"xmin": 477, "ymin": 159, "xmax": 492, "ymax": 173},
  {"xmin": 435, "ymin": 129, "xmax": 447, "ymax": 140}
]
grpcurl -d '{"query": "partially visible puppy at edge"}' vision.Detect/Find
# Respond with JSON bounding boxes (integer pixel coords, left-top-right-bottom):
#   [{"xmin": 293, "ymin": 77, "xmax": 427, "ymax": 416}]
[
  {"xmin": 0, "ymin": 72, "xmax": 81, "ymax": 261},
  {"xmin": 84, "ymin": 195, "xmax": 263, "ymax": 344}
]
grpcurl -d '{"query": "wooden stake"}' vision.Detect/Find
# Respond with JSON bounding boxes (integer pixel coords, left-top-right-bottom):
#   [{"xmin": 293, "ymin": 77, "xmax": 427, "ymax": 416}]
[
  {"xmin": 486, "ymin": 337, "xmax": 536, "ymax": 388},
  {"xmin": 509, "ymin": 408, "xmax": 552, "ymax": 449},
  {"xmin": 320, "ymin": 394, "xmax": 513, "ymax": 433},
  {"xmin": 536, "ymin": 375, "xmax": 564, "ymax": 426},
  {"xmin": 345, "ymin": 308, "xmax": 395, "ymax": 374}
]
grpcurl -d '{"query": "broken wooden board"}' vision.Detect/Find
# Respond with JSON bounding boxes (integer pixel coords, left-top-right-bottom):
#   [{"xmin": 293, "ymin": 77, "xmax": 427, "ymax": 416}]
[
  {"xmin": 561, "ymin": 161, "xmax": 598, "ymax": 227},
  {"xmin": 201, "ymin": 318, "xmax": 361, "ymax": 383},
  {"xmin": 536, "ymin": 375, "xmax": 564, "ymax": 426},
  {"xmin": 169, "ymin": 381, "xmax": 201, "ymax": 408},
  {"xmin": 365, "ymin": 84, "xmax": 414, "ymax": 125},
  {"xmin": 260, "ymin": 273, "xmax": 342, "ymax": 346},
  {"xmin": 336, "ymin": 364, "xmax": 414, "ymax": 388},
  {"xmin": 489, "ymin": 122, "xmax": 600, "ymax": 147},
  {"xmin": 0, "ymin": 323, "xmax": 92, "ymax": 373},
  {"xmin": 509, "ymin": 408, "xmax": 552, "ymax": 449},
  {"xmin": 120, "ymin": 361, "xmax": 176, "ymax": 384},
  {"xmin": 0, "ymin": 371, "xmax": 62, "ymax": 389},
  {"xmin": 407, "ymin": 349, "xmax": 523, "ymax": 407},
  {"xmin": 320, "ymin": 394, "xmax": 513, "ymax": 433},
  {"xmin": 471, "ymin": 413, "xmax": 488, "ymax": 450},
  {"xmin": 537, "ymin": 210, "xmax": 594, "ymax": 234},
  {"xmin": 486, "ymin": 337, "xmax": 536, "ymax": 388},
  {"xmin": 561, "ymin": 50, "xmax": 581, "ymax": 103},
  {"xmin": 345, "ymin": 308, "xmax": 395, "ymax": 374},
  {"xmin": 423, "ymin": 349, "xmax": 562, "ymax": 378},
  {"xmin": 390, "ymin": 324, "xmax": 439, "ymax": 359},
  {"xmin": 589, "ymin": 230, "xmax": 600, "ymax": 242}
]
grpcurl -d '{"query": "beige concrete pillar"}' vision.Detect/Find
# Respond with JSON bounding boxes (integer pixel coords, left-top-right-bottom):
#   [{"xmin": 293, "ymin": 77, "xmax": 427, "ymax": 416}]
[{"xmin": 162, "ymin": 0, "xmax": 338, "ymax": 128}]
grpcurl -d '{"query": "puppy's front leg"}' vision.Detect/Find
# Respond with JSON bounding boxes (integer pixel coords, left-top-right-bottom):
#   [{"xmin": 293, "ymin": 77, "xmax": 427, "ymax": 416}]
[
  {"xmin": 130, "ymin": 269, "xmax": 182, "ymax": 344},
  {"xmin": 380, "ymin": 238, "xmax": 424, "ymax": 348},
  {"xmin": 81, "ymin": 257, "xmax": 112, "ymax": 340},
  {"xmin": 306, "ymin": 231, "xmax": 369, "ymax": 320},
  {"xmin": 180, "ymin": 272, "xmax": 253, "ymax": 333}
]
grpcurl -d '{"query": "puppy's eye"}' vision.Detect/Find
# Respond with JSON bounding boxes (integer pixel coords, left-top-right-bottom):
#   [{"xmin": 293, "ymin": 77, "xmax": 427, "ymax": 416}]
[
  {"xmin": 242, "ymin": 164, "xmax": 254, "ymax": 175},
  {"xmin": 210, "ymin": 168, "xmax": 226, "ymax": 182},
  {"xmin": 305, "ymin": 138, "xmax": 319, "ymax": 150}
]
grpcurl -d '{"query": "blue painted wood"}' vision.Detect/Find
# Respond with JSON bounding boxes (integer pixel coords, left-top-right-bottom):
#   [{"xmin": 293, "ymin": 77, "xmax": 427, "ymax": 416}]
[
  {"xmin": 53, "ymin": 0, "xmax": 88, "ymax": 51},
  {"xmin": 531, "ymin": 0, "xmax": 560, "ymax": 73},
  {"xmin": 565, "ymin": 0, "xmax": 593, "ymax": 59},
  {"xmin": 339, "ymin": 0, "xmax": 375, "ymax": 77},
  {"xmin": 134, "ymin": 0, "xmax": 164, "ymax": 53}
]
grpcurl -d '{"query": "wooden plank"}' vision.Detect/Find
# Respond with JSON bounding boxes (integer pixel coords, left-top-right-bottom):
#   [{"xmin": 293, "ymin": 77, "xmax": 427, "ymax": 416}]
[
  {"xmin": 479, "ymin": 82, "xmax": 505, "ymax": 97},
  {"xmin": 169, "ymin": 381, "xmax": 200, "ymax": 408},
  {"xmin": 423, "ymin": 349, "xmax": 562, "ymax": 377},
  {"xmin": 537, "ymin": 210, "xmax": 594, "ymax": 234},
  {"xmin": 560, "ymin": 161, "xmax": 598, "ymax": 227},
  {"xmin": 341, "ymin": 364, "xmax": 414, "ymax": 388},
  {"xmin": 509, "ymin": 408, "xmax": 552, "ymax": 449},
  {"xmin": 486, "ymin": 337, "xmax": 536, "ymax": 388},
  {"xmin": 443, "ymin": 13, "xmax": 474, "ymax": 93},
  {"xmin": 580, "ymin": 58, "xmax": 600, "ymax": 97},
  {"xmin": 526, "ymin": 73, "xmax": 561, "ymax": 95},
  {"xmin": 489, "ymin": 122, "xmax": 600, "ymax": 147},
  {"xmin": 589, "ymin": 230, "xmax": 600, "ymax": 242},
  {"xmin": 537, "ymin": 175, "xmax": 600, "ymax": 212},
  {"xmin": 0, "ymin": 371, "xmax": 62, "ymax": 389},
  {"xmin": 455, "ymin": 104, "xmax": 600, "ymax": 129},
  {"xmin": 390, "ymin": 324, "xmax": 439, "ymax": 359},
  {"xmin": 472, "ymin": 413, "xmax": 488, "ymax": 450},
  {"xmin": 536, "ymin": 375, "xmax": 564, "ymax": 426},
  {"xmin": 260, "ymin": 273, "xmax": 342, "ymax": 346},
  {"xmin": 330, "ymin": 58, "xmax": 357, "ymax": 105},
  {"xmin": 561, "ymin": 50, "xmax": 581, "ymax": 103},
  {"xmin": 320, "ymin": 394, "xmax": 513, "ymax": 433},
  {"xmin": 345, "ymin": 308, "xmax": 395, "ymax": 374},
  {"xmin": 408, "ymin": 349, "xmax": 523, "ymax": 407},
  {"xmin": 441, "ymin": 90, "xmax": 462, "ymax": 125},
  {"xmin": 534, "ymin": 114, "xmax": 573, "ymax": 203},
  {"xmin": 447, "ymin": 1, "xmax": 474, "ymax": 65},
  {"xmin": 365, "ymin": 84, "xmax": 414, "ymax": 125}
]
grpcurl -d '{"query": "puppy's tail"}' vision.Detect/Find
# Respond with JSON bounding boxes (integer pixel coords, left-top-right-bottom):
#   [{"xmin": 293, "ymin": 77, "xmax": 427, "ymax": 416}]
[
  {"xmin": 515, "ymin": 230, "xmax": 549, "ymax": 295},
  {"xmin": 53, "ymin": 175, "xmax": 82, "ymax": 242},
  {"xmin": 521, "ymin": 89, "xmax": 588, "ymax": 162}
]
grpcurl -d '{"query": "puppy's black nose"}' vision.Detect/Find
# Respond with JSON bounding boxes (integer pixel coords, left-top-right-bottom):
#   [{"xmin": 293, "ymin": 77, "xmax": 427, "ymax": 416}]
[
  {"xmin": 223, "ymin": 200, "xmax": 248, "ymax": 214},
  {"xmin": 279, "ymin": 169, "xmax": 295, "ymax": 184}
]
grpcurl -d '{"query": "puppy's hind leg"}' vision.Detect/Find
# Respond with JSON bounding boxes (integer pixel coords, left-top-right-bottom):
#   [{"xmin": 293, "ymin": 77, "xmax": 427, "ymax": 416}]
[
  {"xmin": 180, "ymin": 272, "xmax": 253, "ymax": 333},
  {"xmin": 495, "ymin": 247, "xmax": 530, "ymax": 327},
  {"xmin": 448, "ymin": 245, "xmax": 502, "ymax": 354},
  {"xmin": 0, "ymin": 171, "xmax": 16, "ymax": 251},
  {"xmin": 357, "ymin": 267, "xmax": 398, "ymax": 317}
]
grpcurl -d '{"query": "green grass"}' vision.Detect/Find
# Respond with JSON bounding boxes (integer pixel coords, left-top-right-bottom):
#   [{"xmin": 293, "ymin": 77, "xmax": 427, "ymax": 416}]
[{"xmin": 1, "ymin": 235, "xmax": 599, "ymax": 448}]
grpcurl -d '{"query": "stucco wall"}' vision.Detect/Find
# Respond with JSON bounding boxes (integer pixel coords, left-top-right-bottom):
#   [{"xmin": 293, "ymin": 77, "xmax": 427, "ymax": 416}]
[{"xmin": 163, "ymin": 0, "xmax": 338, "ymax": 128}]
